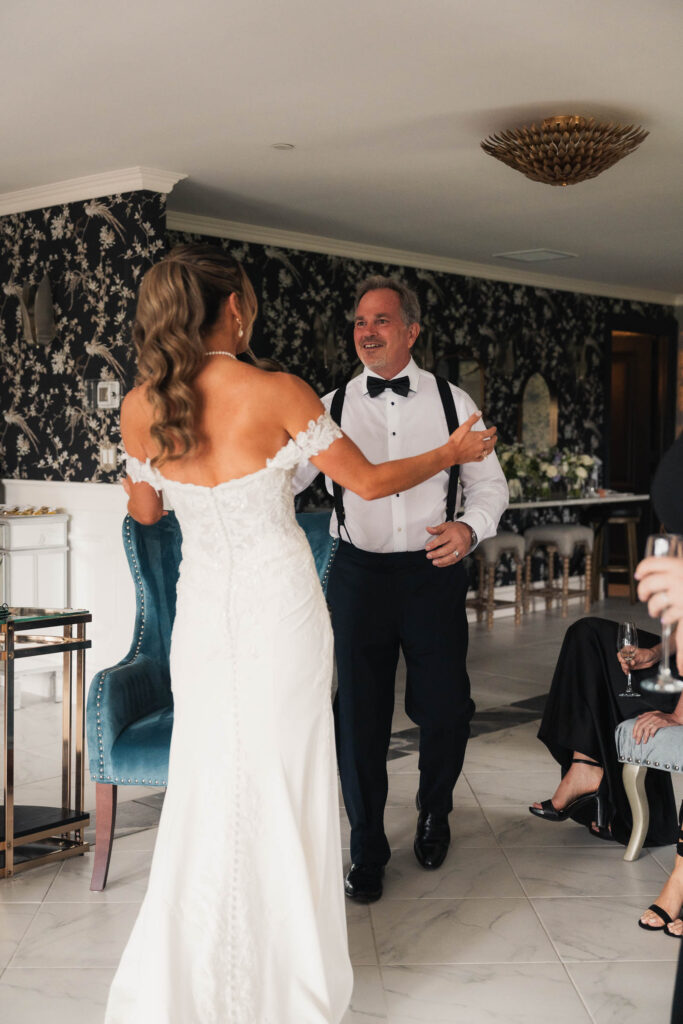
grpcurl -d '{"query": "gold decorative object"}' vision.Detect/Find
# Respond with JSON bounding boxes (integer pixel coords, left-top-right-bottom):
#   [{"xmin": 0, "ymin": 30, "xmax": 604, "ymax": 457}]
[{"xmin": 481, "ymin": 115, "xmax": 648, "ymax": 186}]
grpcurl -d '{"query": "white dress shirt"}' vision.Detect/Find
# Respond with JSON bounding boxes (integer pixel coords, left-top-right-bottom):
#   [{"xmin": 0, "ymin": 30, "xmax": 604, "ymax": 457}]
[{"xmin": 293, "ymin": 358, "xmax": 509, "ymax": 554}]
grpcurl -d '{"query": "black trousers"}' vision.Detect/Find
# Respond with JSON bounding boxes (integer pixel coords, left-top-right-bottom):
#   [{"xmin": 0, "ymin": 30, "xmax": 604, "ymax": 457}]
[{"xmin": 328, "ymin": 541, "xmax": 474, "ymax": 866}]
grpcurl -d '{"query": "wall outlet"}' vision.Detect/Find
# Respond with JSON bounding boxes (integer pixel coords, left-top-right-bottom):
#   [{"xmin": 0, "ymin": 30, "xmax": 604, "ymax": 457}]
[{"xmin": 99, "ymin": 445, "xmax": 118, "ymax": 471}]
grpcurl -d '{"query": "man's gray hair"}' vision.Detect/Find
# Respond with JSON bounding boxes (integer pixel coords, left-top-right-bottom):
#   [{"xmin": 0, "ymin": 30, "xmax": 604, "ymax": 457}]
[{"xmin": 354, "ymin": 275, "xmax": 421, "ymax": 326}]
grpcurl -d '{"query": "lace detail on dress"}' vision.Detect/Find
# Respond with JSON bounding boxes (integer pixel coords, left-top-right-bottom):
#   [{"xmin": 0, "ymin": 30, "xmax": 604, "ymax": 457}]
[
  {"xmin": 125, "ymin": 453, "xmax": 163, "ymax": 492},
  {"xmin": 266, "ymin": 411, "xmax": 342, "ymax": 472}
]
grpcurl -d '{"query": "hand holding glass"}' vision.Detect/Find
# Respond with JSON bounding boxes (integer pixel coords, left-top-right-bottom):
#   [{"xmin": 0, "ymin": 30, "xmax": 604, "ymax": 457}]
[
  {"xmin": 640, "ymin": 534, "xmax": 683, "ymax": 694},
  {"xmin": 616, "ymin": 621, "xmax": 639, "ymax": 697}
]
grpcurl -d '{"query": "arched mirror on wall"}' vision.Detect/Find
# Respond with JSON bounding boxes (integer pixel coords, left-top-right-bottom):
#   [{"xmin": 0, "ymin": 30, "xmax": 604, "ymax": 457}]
[{"xmin": 519, "ymin": 372, "xmax": 558, "ymax": 451}]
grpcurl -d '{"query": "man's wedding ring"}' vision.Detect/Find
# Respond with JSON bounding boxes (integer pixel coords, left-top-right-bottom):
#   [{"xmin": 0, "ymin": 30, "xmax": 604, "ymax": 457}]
[{"xmin": 454, "ymin": 549, "xmax": 460, "ymax": 558}]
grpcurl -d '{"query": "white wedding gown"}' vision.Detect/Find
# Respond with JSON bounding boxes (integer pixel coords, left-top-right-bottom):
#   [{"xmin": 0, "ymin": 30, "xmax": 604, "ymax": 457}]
[{"xmin": 105, "ymin": 412, "xmax": 353, "ymax": 1024}]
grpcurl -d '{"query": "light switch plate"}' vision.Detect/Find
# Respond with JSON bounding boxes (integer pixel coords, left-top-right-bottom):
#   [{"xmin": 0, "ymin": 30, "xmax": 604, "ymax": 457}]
[
  {"xmin": 99, "ymin": 445, "xmax": 118, "ymax": 471},
  {"xmin": 96, "ymin": 380, "xmax": 120, "ymax": 409}
]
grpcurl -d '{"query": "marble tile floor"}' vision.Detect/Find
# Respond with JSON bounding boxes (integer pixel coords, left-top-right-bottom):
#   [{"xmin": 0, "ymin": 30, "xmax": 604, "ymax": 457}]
[{"xmin": 1, "ymin": 597, "xmax": 681, "ymax": 1023}]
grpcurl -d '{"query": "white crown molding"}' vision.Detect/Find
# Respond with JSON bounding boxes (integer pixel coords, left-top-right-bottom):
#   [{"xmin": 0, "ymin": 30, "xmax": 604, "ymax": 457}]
[
  {"xmin": 167, "ymin": 210, "xmax": 678, "ymax": 307},
  {"xmin": 0, "ymin": 167, "xmax": 188, "ymax": 215}
]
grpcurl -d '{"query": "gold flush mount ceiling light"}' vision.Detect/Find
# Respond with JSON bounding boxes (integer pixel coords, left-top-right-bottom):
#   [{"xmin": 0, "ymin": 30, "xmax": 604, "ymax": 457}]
[{"xmin": 481, "ymin": 115, "xmax": 648, "ymax": 186}]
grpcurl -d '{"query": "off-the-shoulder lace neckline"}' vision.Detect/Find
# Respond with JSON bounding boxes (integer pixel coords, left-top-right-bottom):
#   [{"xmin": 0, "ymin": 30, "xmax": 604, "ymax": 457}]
[
  {"xmin": 127, "ymin": 453, "xmax": 275, "ymax": 492},
  {"xmin": 125, "ymin": 413, "xmax": 340, "ymax": 492}
]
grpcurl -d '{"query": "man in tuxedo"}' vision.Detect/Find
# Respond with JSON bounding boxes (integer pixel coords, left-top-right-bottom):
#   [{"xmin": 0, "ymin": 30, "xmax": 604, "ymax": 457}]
[{"xmin": 294, "ymin": 276, "xmax": 508, "ymax": 901}]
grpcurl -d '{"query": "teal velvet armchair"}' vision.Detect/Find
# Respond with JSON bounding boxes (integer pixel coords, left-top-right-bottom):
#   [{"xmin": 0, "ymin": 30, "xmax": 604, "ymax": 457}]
[{"xmin": 87, "ymin": 509, "xmax": 336, "ymax": 890}]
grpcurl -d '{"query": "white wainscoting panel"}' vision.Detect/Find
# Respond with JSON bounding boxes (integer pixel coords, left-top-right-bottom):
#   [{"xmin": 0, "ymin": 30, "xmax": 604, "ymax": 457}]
[{"xmin": 1, "ymin": 480, "xmax": 135, "ymax": 686}]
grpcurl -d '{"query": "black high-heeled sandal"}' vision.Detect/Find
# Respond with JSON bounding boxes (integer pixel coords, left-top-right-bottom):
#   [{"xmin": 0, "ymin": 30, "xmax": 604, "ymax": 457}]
[
  {"xmin": 652, "ymin": 828, "xmax": 683, "ymax": 937},
  {"xmin": 529, "ymin": 758, "xmax": 606, "ymax": 826},
  {"xmin": 639, "ymin": 904, "xmax": 674, "ymax": 932}
]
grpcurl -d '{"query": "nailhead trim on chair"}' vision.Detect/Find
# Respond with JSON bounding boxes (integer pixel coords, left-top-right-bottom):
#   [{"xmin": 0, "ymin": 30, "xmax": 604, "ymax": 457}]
[
  {"xmin": 94, "ymin": 515, "xmax": 149, "ymax": 783},
  {"xmin": 107, "ymin": 776, "xmax": 167, "ymax": 784}
]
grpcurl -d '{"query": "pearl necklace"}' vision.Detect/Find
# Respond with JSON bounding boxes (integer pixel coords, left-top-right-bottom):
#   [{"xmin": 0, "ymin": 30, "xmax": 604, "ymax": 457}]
[{"xmin": 204, "ymin": 351, "xmax": 237, "ymax": 359}]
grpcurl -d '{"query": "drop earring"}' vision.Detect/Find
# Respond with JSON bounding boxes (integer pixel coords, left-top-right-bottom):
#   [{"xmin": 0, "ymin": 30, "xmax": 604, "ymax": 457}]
[{"xmin": 236, "ymin": 317, "xmax": 244, "ymax": 339}]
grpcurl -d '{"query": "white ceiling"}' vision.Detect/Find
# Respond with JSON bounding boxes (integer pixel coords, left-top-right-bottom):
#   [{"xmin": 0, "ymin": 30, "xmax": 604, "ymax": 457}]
[{"xmin": 2, "ymin": 0, "xmax": 683, "ymax": 302}]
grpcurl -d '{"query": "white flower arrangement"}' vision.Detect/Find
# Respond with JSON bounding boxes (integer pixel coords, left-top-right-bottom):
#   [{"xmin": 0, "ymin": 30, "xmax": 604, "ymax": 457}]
[{"xmin": 497, "ymin": 444, "xmax": 596, "ymax": 501}]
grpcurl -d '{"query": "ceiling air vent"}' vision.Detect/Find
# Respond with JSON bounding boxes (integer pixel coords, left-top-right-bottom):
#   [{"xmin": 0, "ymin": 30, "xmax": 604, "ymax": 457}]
[{"xmin": 493, "ymin": 248, "xmax": 578, "ymax": 263}]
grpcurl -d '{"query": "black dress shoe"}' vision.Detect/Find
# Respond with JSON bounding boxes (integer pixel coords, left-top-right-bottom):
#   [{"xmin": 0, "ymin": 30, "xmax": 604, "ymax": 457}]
[
  {"xmin": 344, "ymin": 863, "xmax": 384, "ymax": 902},
  {"xmin": 414, "ymin": 811, "xmax": 450, "ymax": 869}
]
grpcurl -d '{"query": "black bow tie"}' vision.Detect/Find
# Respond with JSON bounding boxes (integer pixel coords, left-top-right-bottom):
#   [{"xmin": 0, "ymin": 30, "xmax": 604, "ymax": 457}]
[{"xmin": 366, "ymin": 375, "xmax": 411, "ymax": 398}]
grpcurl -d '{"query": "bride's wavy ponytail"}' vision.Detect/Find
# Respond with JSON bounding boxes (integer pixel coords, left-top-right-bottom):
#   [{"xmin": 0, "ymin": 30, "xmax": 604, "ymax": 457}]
[{"xmin": 133, "ymin": 244, "xmax": 258, "ymax": 466}]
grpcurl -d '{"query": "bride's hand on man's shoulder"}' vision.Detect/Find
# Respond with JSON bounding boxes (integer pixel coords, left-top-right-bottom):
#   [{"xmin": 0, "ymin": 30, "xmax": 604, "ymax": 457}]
[{"xmin": 447, "ymin": 413, "xmax": 497, "ymax": 465}]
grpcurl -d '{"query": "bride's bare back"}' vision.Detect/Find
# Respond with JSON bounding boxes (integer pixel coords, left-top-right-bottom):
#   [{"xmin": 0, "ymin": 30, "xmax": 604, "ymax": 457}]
[{"xmin": 123, "ymin": 358, "xmax": 302, "ymax": 487}]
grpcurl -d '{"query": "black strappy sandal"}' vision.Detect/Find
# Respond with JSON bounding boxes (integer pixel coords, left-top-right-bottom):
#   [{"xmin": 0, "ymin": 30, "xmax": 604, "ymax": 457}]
[
  {"xmin": 639, "ymin": 904, "xmax": 674, "ymax": 932},
  {"xmin": 529, "ymin": 758, "xmax": 606, "ymax": 827},
  {"xmin": 640, "ymin": 828, "xmax": 683, "ymax": 934}
]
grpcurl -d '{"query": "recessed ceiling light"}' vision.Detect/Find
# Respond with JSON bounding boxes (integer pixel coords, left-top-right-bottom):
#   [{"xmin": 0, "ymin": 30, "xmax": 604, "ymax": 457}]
[
  {"xmin": 493, "ymin": 248, "xmax": 578, "ymax": 263},
  {"xmin": 271, "ymin": 143, "xmax": 295, "ymax": 150}
]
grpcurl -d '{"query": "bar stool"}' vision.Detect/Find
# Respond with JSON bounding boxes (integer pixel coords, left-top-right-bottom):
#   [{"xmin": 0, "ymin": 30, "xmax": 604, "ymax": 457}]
[
  {"xmin": 523, "ymin": 524, "xmax": 594, "ymax": 616},
  {"xmin": 467, "ymin": 532, "xmax": 525, "ymax": 629},
  {"xmin": 591, "ymin": 512, "xmax": 639, "ymax": 603}
]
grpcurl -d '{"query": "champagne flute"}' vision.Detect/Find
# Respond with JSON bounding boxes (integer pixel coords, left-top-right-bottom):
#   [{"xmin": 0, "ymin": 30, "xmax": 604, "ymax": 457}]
[
  {"xmin": 640, "ymin": 533, "xmax": 683, "ymax": 694},
  {"xmin": 616, "ymin": 620, "xmax": 639, "ymax": 697}
]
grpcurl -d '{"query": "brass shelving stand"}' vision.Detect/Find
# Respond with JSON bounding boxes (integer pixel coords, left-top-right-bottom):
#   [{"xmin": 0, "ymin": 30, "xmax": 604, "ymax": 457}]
[{"xmin": 1, "ymin": 607, "xmax": 92, "ymax": 878}]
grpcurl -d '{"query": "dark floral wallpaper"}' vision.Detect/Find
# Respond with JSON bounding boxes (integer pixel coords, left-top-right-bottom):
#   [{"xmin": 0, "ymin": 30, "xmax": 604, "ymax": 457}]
[
  {"xmin": 0, "ymin": 196, "xmax": 674, "ymax": 489},
  {"xmin": 168, "ymin": 229, "xmax": 671, "ymax": 457},
  {"xmin": 0, "ymin": 190, "xmax": 166, "ymax": 481},
  {"xmin": 168, "ymin": 229, "xmax": 674, "ymax": 523}
]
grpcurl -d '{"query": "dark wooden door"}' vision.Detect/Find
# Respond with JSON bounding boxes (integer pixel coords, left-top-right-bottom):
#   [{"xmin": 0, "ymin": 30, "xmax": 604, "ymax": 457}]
[
  {"xmin": 609, "ymin": 331, "xmax": 654, "ymax": 493},
  {"xmin": 604, "ymin": 323, "xmax": 677, "ymax": 587}
]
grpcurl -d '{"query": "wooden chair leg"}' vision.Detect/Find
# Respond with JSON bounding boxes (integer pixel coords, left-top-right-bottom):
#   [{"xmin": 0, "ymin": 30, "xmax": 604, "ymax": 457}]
[
  {"xmin": 90, "ymin": 783, "xmax": 118, "ymax": 891},
  {"xmin": 584, "ymin": 544, "xmax": 593, "ymax": 613},
  {"xmin": 486, "ymin": 563, "xmax": 495, "ymax": 630},
  {"xmin": 546, "ymin": 550, "xmax": 555, "ymax": 611},
  {"xmin": 514, "ymin": 560, "xmax": 522, "ymax": 624},
  {"xmin": 561, "ymin": 555, "xmax": 570, "ymax": 617},
  {"xmin": 591, "ymin": 526, "xmax": 603, "ymax": 602},
  {"xmin": 524, "ymin": 554, "xmax": 532, "ymax": 613},
  {"xmin": 622, "ymin": 763, "xmax": 649, "ymax": 862}
]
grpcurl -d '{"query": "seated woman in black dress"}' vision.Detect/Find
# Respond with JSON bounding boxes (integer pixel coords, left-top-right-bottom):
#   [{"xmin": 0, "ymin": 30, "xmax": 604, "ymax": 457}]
[
  {"xmin": 529, "ymin": 619, "xmax": 681, "ymax": 845},
  {"xmin": 529, "ymin": 435, "xmax": 683, "ymax": 851}
]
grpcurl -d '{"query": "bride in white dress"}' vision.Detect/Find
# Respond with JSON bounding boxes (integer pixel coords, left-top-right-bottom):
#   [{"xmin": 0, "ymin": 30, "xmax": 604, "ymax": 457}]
[{"xmin": 106, "ymin": 245, "xmax": 495, "ymax": 1024}]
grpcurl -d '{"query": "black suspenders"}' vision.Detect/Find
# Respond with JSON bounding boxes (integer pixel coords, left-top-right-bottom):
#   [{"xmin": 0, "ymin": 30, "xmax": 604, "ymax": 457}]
[
  {"xmin": 434, "ymin": 376, "xmax": 460, "ymax": 523},
  {"xmin": 328, "ymin": 375, "xmax": 461, "ymax": 536},
  {"xmin": 329, "ymin": 384, "xmax": 348, "ymax": 536}
]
